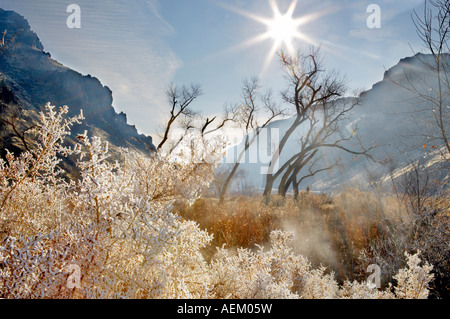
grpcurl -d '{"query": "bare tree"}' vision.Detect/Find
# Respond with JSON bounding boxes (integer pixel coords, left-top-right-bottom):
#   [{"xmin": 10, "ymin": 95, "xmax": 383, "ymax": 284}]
[
  {"xmin": 156, "ymin": 83, "xmax": 202, "ymax": 152},
  {"xmin": 384, "ymin": 4, "xmax": 450, "ymax": 296},
  {"xmin": 0, "ymin": 113, "xmax": 33, "ymax": 154},
  {"xmin": 0, "ymin": 29, "xmax": 21, "ymax": 55},
  {"xmin": 276, "ymin": 95, "xmax": 372, "ymax": 198},
  {"xmin": 390, "ymin": 0, "xmax": 450, "ymax": 159},
  {"xmin": 263, "ymin": 48, "xmax": 375, "ymax": 202},
  {"xmin": 414, "ymin": 0, "xmax": 450, "ymax": 157},
  {"xmin": 289, "ymin": 156, "xmax": 341, "ymax": 200},
  {"xmin": 218, "ymin": 77, "xmax": 285, "ymax": 204},
  {"xmin": 389, "ymin": 159, "xmax": 450, "ymax": 298},
  {"xmin": 156, "ymin": 82, "xmax": 241, "ymax": 162}
]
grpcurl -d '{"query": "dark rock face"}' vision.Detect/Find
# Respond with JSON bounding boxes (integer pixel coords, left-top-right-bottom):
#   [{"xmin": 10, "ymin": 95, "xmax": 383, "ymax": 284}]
[
  {"xmin": 0, "ymin": 8, "xmax": 44, "ymax": 52},
  {"xmin": 0, "ymin": 8, "xmax": 156, "ymax": 158}
]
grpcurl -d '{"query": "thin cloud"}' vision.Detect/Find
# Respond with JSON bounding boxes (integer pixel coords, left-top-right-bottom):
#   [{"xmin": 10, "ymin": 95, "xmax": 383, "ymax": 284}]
[
  {"xmin": 146, "ymin": 0, "xmax": 176, "ymax": 35},
  {"xmin": 0, "ymin": 0, "xmax": 180, "ymax": 135}
]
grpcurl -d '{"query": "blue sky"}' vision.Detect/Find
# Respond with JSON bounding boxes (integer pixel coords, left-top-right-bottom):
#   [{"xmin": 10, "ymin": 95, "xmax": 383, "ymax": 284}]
[{"xmin": 0, "ymin": 0, "xmax": 425, "ymax": 136}]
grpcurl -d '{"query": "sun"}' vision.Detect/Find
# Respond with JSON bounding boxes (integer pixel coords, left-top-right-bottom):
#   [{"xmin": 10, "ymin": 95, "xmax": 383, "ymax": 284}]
[
  {"xmin": 215, "ymin": 0, "xmax": 326, "ymax": 74},
  {"xmin": 264, "ymin": 0, "xmax": 303, "ymax": 55},
  {"xmin": 267, "ymin": 13, "xmax": 299, "ymax": 43}
]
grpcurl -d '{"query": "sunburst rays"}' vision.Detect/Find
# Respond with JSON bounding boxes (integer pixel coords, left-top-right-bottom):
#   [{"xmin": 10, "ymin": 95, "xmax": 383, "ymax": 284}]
[{"xmin": 212, "ymin": 0, "xmax": 337, "ymax": 75}]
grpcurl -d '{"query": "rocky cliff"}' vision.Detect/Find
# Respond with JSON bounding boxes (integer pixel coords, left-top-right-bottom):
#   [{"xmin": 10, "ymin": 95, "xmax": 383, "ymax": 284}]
[{"xmin": 0, "ymin": 8, "xmax": 156, "ymax": 166}]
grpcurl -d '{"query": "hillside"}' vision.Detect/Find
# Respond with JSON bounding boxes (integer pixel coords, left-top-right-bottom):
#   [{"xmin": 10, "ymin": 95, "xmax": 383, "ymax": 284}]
[{"xmin": 0, "ymin": 8, "xmax": 155, "ymax": 170}]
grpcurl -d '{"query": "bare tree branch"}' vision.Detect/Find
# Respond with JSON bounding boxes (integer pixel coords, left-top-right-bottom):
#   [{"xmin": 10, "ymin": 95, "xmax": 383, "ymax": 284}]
[
  {"xmin": 218, "ymin": 77, "xmax": 285, "ymax": 204},
  {"xmin": 263, "ymin": 47, "xmax": 374, "ymax": 201},
  {"xmin": 157, "ymin": 83, "xmax": 202, "ymax": 152}
]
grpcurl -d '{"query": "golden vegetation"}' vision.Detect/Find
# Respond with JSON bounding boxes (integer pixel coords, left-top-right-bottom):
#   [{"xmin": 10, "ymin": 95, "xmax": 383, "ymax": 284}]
[
  {"xmin": 175, "ymin": 189, "xmax": 448, "ymax": 292},
  {"xmin": 0, "ymin": 105, "xmax": 444, "ymax": 299}
]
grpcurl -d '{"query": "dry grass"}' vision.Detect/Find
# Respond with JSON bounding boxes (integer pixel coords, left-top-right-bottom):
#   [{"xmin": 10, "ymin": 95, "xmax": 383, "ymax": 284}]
[
  {"xmin": 173, "ymin": 189, "xmax": 414, "ymax": 284},
  {"xmin": 173, "ymin": 196, "xmax": 280, "ymax": 257},
  {"xmin": 174, "ymin": 188, "xmax": 450, "ymax": 297}
]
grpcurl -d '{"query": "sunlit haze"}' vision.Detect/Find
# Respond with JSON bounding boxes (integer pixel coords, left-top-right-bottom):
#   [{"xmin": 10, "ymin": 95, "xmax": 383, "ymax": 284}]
[{"xmin": 0, "ymin": 0, "xmax": 425, "ymax": 136}]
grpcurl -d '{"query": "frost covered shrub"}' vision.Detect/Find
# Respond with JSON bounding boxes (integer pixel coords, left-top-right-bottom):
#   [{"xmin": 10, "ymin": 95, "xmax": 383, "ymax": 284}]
[
  {"xmin": 0, "ymin": 227, "xmax": 105, "ymax": 299},
  {"xmin": 210, "ymin": 231, "xmax": 306, "ymax": 299},
  {"xmin": 210, "ymin": 230, "xmax": 434, "ymax": 299},
  {"xmin": 209, "ymin": 230, "xmax": 341, "ymax": 299},
  {"xmin": 0, "ymin": 104, "xmax": 214, "ymax": 299},
  {"xmin": 393, "ymin": 251, "xmax": 434, "ymax": 299},
  {"xmin": 339, "ymin": 251, "xmax": 434, "ymax": 299},
  {"xmin": 0, "ymin": 104, "xmax": 83, "ymax": 239}
]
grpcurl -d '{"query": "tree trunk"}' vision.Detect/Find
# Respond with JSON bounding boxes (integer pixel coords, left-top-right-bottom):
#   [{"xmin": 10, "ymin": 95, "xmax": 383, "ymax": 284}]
[
  {"xmin": 293, "ymin": 176, "xmax": 299, "ymax": 200},
  {"xmin": 263, "ymin": 116, "xmax": 303, "ymax": 202},
  {"xmin": 263, "ymin": 176, "xmax": 275, "ymax": 204},
  {"xmin": 278, "ymin": 181, "xmax": 288, "ymax": 197},
  {"xmin": 278, "ymin": 168, "xmax": 295, "ymax": 197},
  {"xmin": 218, "ymin": 161, "xmax": 241, "ymax": 205},
  {"xmin": 218, "ymin": 135, "xmax": 255, "ymax": 205}
]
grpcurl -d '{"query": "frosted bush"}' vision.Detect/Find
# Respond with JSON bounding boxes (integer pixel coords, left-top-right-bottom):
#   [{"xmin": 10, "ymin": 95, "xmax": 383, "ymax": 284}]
[
  {"xmin": 393, "ymin": 251, "xmax": 434, "ymax": 299},
  {"xmin": 0, "ymin": 103, "xmax": 214, "ymax": 299},
  {"xmin": 298, "ymin": 266, "xmax": 340, "ymax": 299},
  {"xmin": 0, "ymin": 227, "xmax": 106, "ymax": 299},
  {"xmin": 0, "ymin": 103, "xmax": 83, "ymax": 238},
  {"xmin": 209, "ymin": 230, "xmax": 337, "ymax": 299},
  {"xmin": 338, "ymin": 281, "xmax": 394, "ymax": 299},
  {"xmin": 210, "ymin": 230, "xmax": 434, "ymax": 299}
]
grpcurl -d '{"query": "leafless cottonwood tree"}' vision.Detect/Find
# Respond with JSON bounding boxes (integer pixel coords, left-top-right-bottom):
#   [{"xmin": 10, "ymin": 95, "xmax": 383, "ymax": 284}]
[
  {"xmin": 218, "ymin": 77, "xmax": 285, "ymax": 204},
  {"xmin": 390, "ymin": 0, "xmax": 450, "ymax": 159},
  {"xmin": 0, "ymin": 108, "xmax": 34, "ymax": 154},
  {"xmin": 381, "ymin": 1, "xmax": 450, "ymax": 297},
  {"xmin": 263, "ymin": 48, "xmax": 375, "ymax": 202},
  {"xmin": 156, "ymin": 83, "xmax": 202, "ymax": 153},
  {"xmin": 414, "ymin": 0, "xmax": 450, "ymax": 157},
  {"xmin": 389, "ymin": 159, "xmax": 450, "ymax": 298},
  {"xmin": 0, "ymin": 29, "xmax": 21, "ymax": 55},
  {"xmin": 157, "ymin": 82, "xmax": 238, "ymax": 165},
  {"xmin": 276, "ymin": 95, "xmax": 375, "ymax": 199}
]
